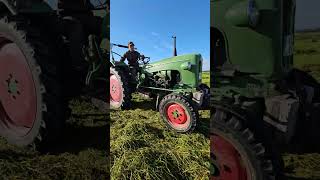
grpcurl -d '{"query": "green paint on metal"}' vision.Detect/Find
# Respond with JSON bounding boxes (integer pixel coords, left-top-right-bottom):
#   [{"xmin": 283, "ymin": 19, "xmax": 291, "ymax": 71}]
[
  {"xmin": 146, "ymin": 54, "xmax": 203, "ymax": 88},
  {"xmin": 212, "ymin": 0, "xmax": 295, "ymax": 77},
  {"xmin": 211, "ymin": 0, "xmax": 296, "ymax": 102}
]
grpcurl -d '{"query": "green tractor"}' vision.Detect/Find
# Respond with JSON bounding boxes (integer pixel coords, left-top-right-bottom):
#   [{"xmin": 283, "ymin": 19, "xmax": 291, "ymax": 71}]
[
  {"xmin": 211, "ymin": 0, "xmax": 320, "ymax": 179},
  {"xmin": 110, "ymin": 38, "xmax": 210, "ymax": 132},
  {"xmin": 0, "ymin": 0, "xmax": 109, "ymax": 150}
]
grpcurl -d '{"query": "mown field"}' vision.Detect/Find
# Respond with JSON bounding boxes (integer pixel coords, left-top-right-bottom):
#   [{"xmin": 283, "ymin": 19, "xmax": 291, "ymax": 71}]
[{"xmin": 110, "ymin": 72, "xmax": 210, "ymax": 180}]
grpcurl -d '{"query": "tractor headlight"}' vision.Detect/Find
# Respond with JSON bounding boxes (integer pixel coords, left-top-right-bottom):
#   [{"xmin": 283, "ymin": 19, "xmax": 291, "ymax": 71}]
[{"xmin": 248, "ymin": 0, "xmax": 260, "ymax": 27}]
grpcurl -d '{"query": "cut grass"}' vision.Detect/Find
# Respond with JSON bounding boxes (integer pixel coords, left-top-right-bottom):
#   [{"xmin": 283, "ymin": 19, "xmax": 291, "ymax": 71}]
[
  {"xmin": 0, "ymin": 99, "xmax": 109, "ymax": 179},
  {"xmin": 110, "ymin": 94, "xmax": 210, "ymax": 180}
]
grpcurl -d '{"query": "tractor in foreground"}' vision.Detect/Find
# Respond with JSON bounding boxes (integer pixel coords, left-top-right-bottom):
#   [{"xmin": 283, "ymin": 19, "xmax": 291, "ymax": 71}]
[
  {"xmin": 0, "ymin": 0, "xmax": 109, "ymax": 150},
  {"xmin": 110, "ymin": 38, "xmax": 210, "ymax": 132},
  {"xmin": 211, "ymin": 0, "xmax": 320, "ymax": 179}
]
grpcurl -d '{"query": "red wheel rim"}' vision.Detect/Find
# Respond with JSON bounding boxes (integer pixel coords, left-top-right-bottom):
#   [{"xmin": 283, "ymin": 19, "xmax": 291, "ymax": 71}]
[
  {"xmin": 166, "ymin": 103, "xmax": 188, "ymax": 125},
  {"xmin": 0, "ymin": 36, "xmax": 37, "ymax": 135},
  {"xmin": 110, "ymin": 74, "xmax": 122, "ymax": 103},
  {"xmin": 211, "ymin": 134, "xmax": 249, "ymax": 180}
]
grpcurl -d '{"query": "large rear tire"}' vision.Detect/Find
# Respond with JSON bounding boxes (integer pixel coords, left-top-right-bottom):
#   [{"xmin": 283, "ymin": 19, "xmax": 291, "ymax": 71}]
[
  {"xmin": 110, "ymin": 67, "xmax": 131, "ymax": 109},
  {"xmin": 0, "ymin": 16, "xmax": 68, "ymax": 150},
  {"xmin": 210, "ymin": 109, "xmax": 277, "ymax": 180}
]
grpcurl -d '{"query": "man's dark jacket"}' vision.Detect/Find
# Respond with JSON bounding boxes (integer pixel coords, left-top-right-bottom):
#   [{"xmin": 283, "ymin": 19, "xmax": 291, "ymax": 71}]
[{"xmin": 120, "ymin": 50, "xmax": 141, "ymax": 66}]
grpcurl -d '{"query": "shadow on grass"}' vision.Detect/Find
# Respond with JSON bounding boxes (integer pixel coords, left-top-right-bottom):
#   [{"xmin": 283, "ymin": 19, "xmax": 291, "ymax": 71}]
[
  {"xmin": 131, "ymin": 100, "xmax": 156, "ymax": 111},
  {"xmin": 285, "ymin": 141, "xmax": 320, "ymax": 154},
  {"xmin": 284, "ymin": 175, "xmax": 314, "ymax": 180},
  {"xmin": 43, "ymin": 115, "xmax": 109, "ymax": 155},
  {"xmin": 0, "ymin": 149, "xmax": 35, "ymax": 161},
  {"xmin": 195, "ymin": 118, "xmax": 210, "ymax": 138}
]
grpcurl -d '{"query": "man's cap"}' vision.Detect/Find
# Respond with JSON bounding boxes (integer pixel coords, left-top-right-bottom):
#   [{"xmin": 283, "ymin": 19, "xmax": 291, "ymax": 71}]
[{"xmin": 128, "ymin": 42, "xmax": 135, "ymax": 46}]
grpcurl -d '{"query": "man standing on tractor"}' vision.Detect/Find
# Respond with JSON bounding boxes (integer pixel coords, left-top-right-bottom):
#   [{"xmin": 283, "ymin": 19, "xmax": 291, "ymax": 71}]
[
  {"xmin": 58, "ymin": 0, "xmax": 103, "ymax": 71},
  {"xmin": 120, "ymin": 41, "xmax": 144, "ymax": 80}
]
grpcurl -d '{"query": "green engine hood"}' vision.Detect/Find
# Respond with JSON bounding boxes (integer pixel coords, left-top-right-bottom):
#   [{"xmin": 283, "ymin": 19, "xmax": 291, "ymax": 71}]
[{"xmin": 145, "ymin": 54, "xmax": 203, "ymax": 88}]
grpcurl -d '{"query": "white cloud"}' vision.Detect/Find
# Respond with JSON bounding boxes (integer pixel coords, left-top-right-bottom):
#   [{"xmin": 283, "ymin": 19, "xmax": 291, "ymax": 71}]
[{"xmin": 151, "ymin": 32, "xmax": 160, "ymax": 36}]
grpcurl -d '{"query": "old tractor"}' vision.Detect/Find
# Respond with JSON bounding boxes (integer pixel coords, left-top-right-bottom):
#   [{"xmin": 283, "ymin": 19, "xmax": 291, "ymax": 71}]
[
  {"xmin": 211, "ymin": 0, "xmax": 320, "ymax": 179},
  {"xmin": 110, "ymin": 38, "xmax": 210, "ymax": 132},
  {"xmin": 0, "ymin": 0, "xmax": 109, "ymax": 150}
]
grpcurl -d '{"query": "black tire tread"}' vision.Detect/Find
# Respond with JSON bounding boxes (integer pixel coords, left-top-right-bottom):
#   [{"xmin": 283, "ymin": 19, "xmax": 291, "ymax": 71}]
[
  {"xmin": 211, "ymin": 110, "xmax": 276, "ymax": 180},
  {"xmin": 159, "ymin": 93, "xmax": 198, "ymax": 133}
]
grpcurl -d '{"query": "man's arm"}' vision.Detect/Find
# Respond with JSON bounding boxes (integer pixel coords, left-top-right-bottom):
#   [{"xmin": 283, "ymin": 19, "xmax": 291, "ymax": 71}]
[
  {"xmin": 137, "ymin": 51, "xmax": 145, "ymax": 60},
  {"xmin": 120, "ymin": 52, "xmax": 127, "ymax": 62}
]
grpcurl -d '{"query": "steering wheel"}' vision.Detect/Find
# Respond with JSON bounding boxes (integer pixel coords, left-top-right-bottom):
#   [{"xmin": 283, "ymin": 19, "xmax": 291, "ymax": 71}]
[{"xmin": 139, "ymin": 56, "xmax": 150, "ymax": 65}]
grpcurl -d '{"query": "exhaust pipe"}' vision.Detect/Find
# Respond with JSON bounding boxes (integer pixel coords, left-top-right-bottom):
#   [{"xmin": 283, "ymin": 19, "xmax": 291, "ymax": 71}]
[{"xmin": 172, "ymin": 36, "xmax": 177, "ymax": 56}]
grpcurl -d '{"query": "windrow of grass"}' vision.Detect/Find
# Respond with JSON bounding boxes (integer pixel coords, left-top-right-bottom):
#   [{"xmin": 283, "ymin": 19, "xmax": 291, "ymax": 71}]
[{"xmin": 110, "ymin": 94, "xmax": 210, "ymax": 180}]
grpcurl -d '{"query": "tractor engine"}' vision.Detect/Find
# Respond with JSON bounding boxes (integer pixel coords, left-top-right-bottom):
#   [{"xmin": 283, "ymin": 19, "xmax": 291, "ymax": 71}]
[{"xmin": 149, "ymin": 70, "xmax": 181, "ymax": 89}]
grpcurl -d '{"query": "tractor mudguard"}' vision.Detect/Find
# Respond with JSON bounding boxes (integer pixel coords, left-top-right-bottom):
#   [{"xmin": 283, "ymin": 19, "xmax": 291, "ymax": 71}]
[{"xmin": 0, "ymin": 0, "xmax": 17, "ymax": 15}]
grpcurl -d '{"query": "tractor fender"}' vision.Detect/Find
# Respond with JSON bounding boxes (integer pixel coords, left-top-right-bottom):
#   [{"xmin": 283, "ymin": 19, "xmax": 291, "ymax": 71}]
[{"xmin": 0, "ymin": 0, "xmax": 17, "ymax": 15}]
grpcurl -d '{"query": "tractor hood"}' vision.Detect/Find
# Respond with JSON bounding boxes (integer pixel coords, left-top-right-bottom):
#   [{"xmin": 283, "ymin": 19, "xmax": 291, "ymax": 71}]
[
  {"xmin": 144, "ymin": 53, "xmax": 203, "ymax": 88},
  {"xmin": 146, "ymin": 54, "xmax": 202, "ymax": 71},
  {"xmin": 212, "ymin": 0, "xmax": 296, "ymax": 78}
]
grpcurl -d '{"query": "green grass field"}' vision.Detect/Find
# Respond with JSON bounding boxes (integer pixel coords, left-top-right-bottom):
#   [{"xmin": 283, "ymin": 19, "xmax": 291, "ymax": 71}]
[{"xmin": 110, "ymin": 72, "xmax": 210, "ymax": 180}]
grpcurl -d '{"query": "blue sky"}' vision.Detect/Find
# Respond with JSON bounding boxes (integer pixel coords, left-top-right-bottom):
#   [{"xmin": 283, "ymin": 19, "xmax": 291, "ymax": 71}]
[{"xmin": 110, "ymin": 0, "xmax": 210, "ymax": 70}]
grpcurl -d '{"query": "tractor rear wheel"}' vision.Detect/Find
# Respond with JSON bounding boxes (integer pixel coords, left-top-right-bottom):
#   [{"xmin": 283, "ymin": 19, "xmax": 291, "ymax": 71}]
[
  {"xmin": 211, "ymin": 109, "xmax": 277, "ymax": 180},
  {"xmin": 110, "ymin": 67, "xmax": 131, "ymax": 109},
  {"xmin": 159, "ymin": 94, "xmax": 198, "ymax": 133},
  {"xmin": 0, "ymin": 17, "xmax": 68, "ymax": 149}
]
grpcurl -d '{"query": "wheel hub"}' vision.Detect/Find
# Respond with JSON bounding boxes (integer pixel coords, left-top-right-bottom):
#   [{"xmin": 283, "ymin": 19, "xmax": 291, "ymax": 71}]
[
  {"xmin": 6, "ymin": 74, "xmax": 20, "ymax": 99},
  {"xmin": 167, "ymin": 103, "xmax": 187, "ymax": 124},
  {"xmin": 212, "ymin": 134, "xmax": 248, "ymax": 180}
]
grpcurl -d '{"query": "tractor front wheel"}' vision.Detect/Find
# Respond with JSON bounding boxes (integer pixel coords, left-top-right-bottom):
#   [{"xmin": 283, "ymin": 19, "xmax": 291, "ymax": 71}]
[
  {"xmin": 211, "ymin": 109, "xmax": 277, "ymax": 180},
  {"xmin": 159, "ymin": 94, "xmax": 198, "ymax": 133}
]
